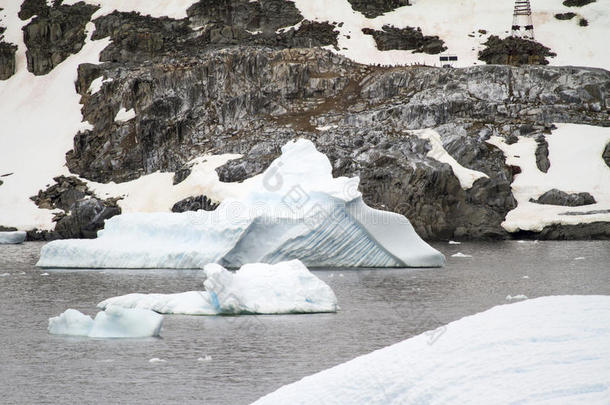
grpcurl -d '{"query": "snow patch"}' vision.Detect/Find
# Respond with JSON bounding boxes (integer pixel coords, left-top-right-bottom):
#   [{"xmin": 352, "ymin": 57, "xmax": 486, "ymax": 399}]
[
  {"xmin": 254, "ymin": 296, "xmax": 610, "ymax": 404},
  {"xmin": 411, "ymin": 129, "xmax": 488, "ymax": 190},
  {"xmin": 114, "ymin": 107, "xmax": 136, "ymax": 123},
  {"xmin": 487, "ymin": 124, "xmax": 610, "ymax": 233},
  {"xmin": 88, "ymin": 76, "xmax": 113, "ymax": 95}
]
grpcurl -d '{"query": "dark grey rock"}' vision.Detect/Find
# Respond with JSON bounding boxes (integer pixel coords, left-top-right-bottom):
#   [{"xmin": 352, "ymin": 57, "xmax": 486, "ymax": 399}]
[
  {"xmin": 512, "ymin": 221, "xmax": 610, "ymax": 240},
  {"xmin": 559, "ymin": 209, "xmax": 610, "ymax": 216},
  {"xmin": 530, "ymin": 189, "xmax": 596, "ymax": 207},
  {"xmin": 172, "ymin": 195, "xmax": 218, "ymax": 212},
  {"xmin": 22, "ymin": 1, "xmax": 99, "ymax": 75},
  {"xmin": 478, "ymin": 35, "xmax": 556, "ymax": 65},
  {"xmin": 555, "ymin": 12, "xmax": 576, "ymax": 20},
  {"xmin": 535, "ymin": 135, "xmax": 550, "ymax": 173},
  {"xmin": 563, "ymin": 0, "xmax": 596, "ymax": 7},
  {"xmin": 603, "ymin": 142, "xmax": 610, "ymax": 169},
  {"xmin": 346, "ymin": 0, "xmax": 410, "ymax": 18},
  {"xmin": 0, "ymin": 225, "xmax": 18, "ymax": 232},
  {"xmin": 54, "ymin": 198, "xmax": 121, "ymax": 239},
  {"xmin": 0, "ymin": 42, "xmax": 18, "ymax": 80},
  {"xmin": 30, "ymin": 176, "xmax": 93, "ymax": 211},
  {"xmin": 362, "ymin": 25, "xmax": 446, "ymax": 54}
]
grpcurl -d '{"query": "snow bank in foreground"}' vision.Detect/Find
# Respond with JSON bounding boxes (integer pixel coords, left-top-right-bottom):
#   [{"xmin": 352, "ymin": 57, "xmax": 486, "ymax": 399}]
[
  {"xmin": 254, "ymin": 295, "xmax": 610, "ymax": 404},
  {"xmin": 38, "ymin": 140, "xmax": 444, "ymax": 268},
  {"xmin": 487, "ymin": 123, "xmax": 610, "ymax": 233},
  {"xmin": 0, "ymin": 231, "xmax": 26, "ymax": 244},
  {"xmin": 48, "ymin": 306, "xmax": 163, "ymax": 338},
  {"xmin": 98, "ymin": 260, "xmax": 338, "ymax": 315}
]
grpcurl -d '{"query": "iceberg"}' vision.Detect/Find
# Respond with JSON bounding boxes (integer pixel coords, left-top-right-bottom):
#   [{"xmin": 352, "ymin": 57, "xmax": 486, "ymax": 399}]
[
  {"xmin": 253, "ymin": 295, "xmax": 610, "ymax": 404},
  {"xmin": 98, "ymin": 260, "xmax": 338, "ymax": 315},
  {"xmin": 48, "ymin": 306, "xmax": 163, "ymax": 338},
  {"xmin": 37, "ymin": 139, "xmax": 444, "ymax": 268},
  {"xmin": 0, "ymin": 231, "xmax": 26, "ymax": 244}
]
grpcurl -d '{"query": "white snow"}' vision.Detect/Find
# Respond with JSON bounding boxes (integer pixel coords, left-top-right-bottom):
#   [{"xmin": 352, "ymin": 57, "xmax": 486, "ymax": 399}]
[
  {"xmin": 506, "ymin": 294, "xmax": 528, "ymax": 301},
  {"xmin": 451, "ymin": 252, "xmax": 472, "ymax": 258},
  {"xmin": 254, "ymin": 295, "xmax": 610, "ymax": 405},
  {"xmin": 98, "ymin": 260, "xmax": 339, "ymax": 315},
  {"xmin": 410, "ymin": 129, "xmax": 488, "ymax": 190},
  {"xmin": 62, "ymin": 0, "xmax": 200, "ymax": 20},
  {"xmin": 87, "ymin": 76, "xmax": 112, "ymax": 95},
  {"xmin": 487, "ymin": 123, "xmax": 610, "ymax": 233},
  {"xmin": 0, "ymin": 231, "xmax": 26, "ymax": 244},
  {"xmin": 37, "ymin": 140, "xmax": 445, "ymax": 268},
  {"xmin": 114, "ymin": 107, "xmax": 136, "ymax": 123},
  {"xmin": 0, "ymin": 2, "xmax": 111, "ymax": 230},
  {"xmin": 291, "ymin": 0, "xmax": 610, "ymax": 70},
  {"xmin": 48, "ymin": 306, "xmax": 163, "ymax": 338}
]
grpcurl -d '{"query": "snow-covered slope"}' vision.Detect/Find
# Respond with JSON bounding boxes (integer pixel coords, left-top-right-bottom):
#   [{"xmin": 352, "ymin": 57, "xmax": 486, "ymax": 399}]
[
  {"xmin": 37, "ymin": 140, "xmax": 445, "ymax": 268},
  {"xmin": 98, "ymin": 260, "xmax": 338, "ymax": 315},
  {"xmin": 293, "ymin": 0, "xmax": 610, "ymax": 69},
  {"xmin": 488, "ymin": 123, "xmax": 610, "ymax": 232},
  {"xmin": 254, "ymin": 295, "xmax": 610, "ymax": 404}
]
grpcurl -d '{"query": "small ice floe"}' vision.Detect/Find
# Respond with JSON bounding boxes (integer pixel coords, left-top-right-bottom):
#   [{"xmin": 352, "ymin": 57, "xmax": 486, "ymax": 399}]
[
  {"xmin": 574, "ymin": 257, "xmax": 586, "ymax": 261},
  {"xmin": 339, "ymin": 273, "xmax": 344, "ymax": 277},
  {"xmin": 522, "ymin": 276, "xmax": 530, "ymax": 279},
  {"xmin": 448, "ymin": 240, "xmax": 461, "ymax": 245},
  {"xmin": 0, "ymin": 273, "xmax": 10, "ymax": 277},
  {"xmin": 329, "ymin": 274, "xmax": 334, "ymax": 278},
  {"xmin": 198, "ymin": 355, "xmax": 212, "ymax": 362},
  {"xmin": 40, "ymin": 272, "xmax": 49, "ymax": 276},
  {"xmin": 451, "ymin": 252, "xmax": 472, "ymax": 258},
  {"xmin": 48, "ymin": 306, "xmax": 163, "ymax": 338},
  {"xmin": 149, "ymin": 358, "xmax": 166, "ymax": 363},
  {"xmin": 506, "ymin": 295, "xmax": 528, "ymax": 301}
]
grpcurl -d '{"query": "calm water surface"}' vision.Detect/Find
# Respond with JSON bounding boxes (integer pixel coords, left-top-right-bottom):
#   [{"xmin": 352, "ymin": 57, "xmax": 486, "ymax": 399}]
[{"xmin": 1, "ymin": 241, "xmax": 609, "ymax": 404}]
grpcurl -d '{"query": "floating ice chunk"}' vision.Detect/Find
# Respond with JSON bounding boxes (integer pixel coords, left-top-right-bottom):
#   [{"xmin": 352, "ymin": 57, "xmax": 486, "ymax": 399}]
[
  {"xmin": 99, "ymin": 291, "xmax": 217, "ymax": 315},
  {"xmin": 0, "ymin": 273, "xmax": 10, "ymax": 277},
  {"xmin": 522, "ymin": 276, "xmax": 529, "ymax": 279},
  {"xmin": 254, "ymin": 296, "xmax": 610, "ymax": 405},
  {"xmin": 40, "ymin": 272, "xmax": 49, "ymax": 276},
  {"xmin": 198, "ymin": 355, "xmax": 212, "ymax": 362},
  {"xmin": 149, "ymin": 358, "xmax": 166, "ymax": 363},
  {"xmin": 114, "ymin": 107, "xmax": 136, "ymax": 123},
  {"xmin": 448, "ymin": 240, "xmax": 461, "ymax": 245},
  {"xmin": 574, "ymin": 257, "xmax": 586, "ymax": 260},
  {"xmin": 506, "ymin": 294, "xmax": 528, "ymax": 301},
  {"xmin": 48, "ymin": 306, "xmax": 163, "ymax": 338},
  {"xmin": 0, "ymin": 231, "xmax": 26, "ymax": 244},
  {"xmin": 38, "ymin": 140, "xmax": 444, "ymax": 269},
  {"xmin": 99, "ymin": 260, "xmax": 338, "ymax": 315},
  {"xmin": 204, "ymin": 260, "xmax": 338, "ymax": 314},
  {"xmin": 451, "ymin": 252, "xmax": 472, "ymax": 258},
  {"xmin": 48, "ymin": 309, "xmax": 94, "ymax": 336}
]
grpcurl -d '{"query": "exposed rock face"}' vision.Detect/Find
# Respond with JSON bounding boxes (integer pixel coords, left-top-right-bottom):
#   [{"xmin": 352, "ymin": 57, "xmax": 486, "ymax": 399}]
[
  {"xmin": 603, "ymin": 142, "xmax": 610, "ymax": 168},
  {"xmin": 555, "ymin": 12, "xmax": 576, "ymax": 20},
  {"xmin": 362, "ymin": 25, "xmax": 446, "ymax": 54},
  {"xmin": 478, "ymin": 35, "xmax": 556, "ymax": 66},
  {"xmin": 0, "ymin": 42, "xmax": 17, "ymax": 80},
  {"xmin": 53, "ymin": 198, "xmax": 121, "ymax": 239},
  {"xmin": 562, "ymin": 0, "xmax": 596, "ymax": 7},
  {"xmin": 513, "ymin": 222, "xmax": 610, "ymax": 240},
  {"xmin": 172, "ymin": 195, "xmax": 219, "ymax": 212},
  {"xmin": 28, "ymin": 176, "xmax": 122, "ymax": 240},
  {"xmin": 535, "ymin": 135, "xmax": 550, "ymax": 173},
  {"xmin": 346, "ymin": 0, "xmax": 410, "ymax": 18},
  {"xmin": 63, "ymin": 25, "xmax": 608, "ymax": 240},
  {"xmin": 21, "ymin": 1, "xmax": 99, "ymax": 75},
  {"xmin": 530, "ymin": 189, "xmax": 596, "ymax": 207}
]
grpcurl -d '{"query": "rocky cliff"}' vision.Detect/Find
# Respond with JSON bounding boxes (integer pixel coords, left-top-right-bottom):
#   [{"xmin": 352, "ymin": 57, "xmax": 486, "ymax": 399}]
[{"xmin": 2, "ymin": 0, "xmax": 609, "ymax": 240}]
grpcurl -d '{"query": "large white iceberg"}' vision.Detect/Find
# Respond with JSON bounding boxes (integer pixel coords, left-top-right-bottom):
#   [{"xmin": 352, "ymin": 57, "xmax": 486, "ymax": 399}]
[
  {"xmin": 253, "ymin": 295, "xmax": 610, "ymax": 404},
  {"xmin": 98, "ymin": 260, "xmax": 338, "ymax": 315},
  {"xmin": 0, "ymin": 231, "xmax": 26, "ymax": 244},
  {"xmin": 37, "ymin": 139, "xmax": 444, "ymax": 268},
  {"xmin": 48, "ymin": 306, "xmax": 163, "ymax": 338}
]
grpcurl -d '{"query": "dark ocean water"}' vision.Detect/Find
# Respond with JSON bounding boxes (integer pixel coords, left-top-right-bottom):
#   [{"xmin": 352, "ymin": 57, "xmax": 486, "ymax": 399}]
[{"xmin": 0, "ymin": 240, "xmax": 608, "ymax": 404}]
